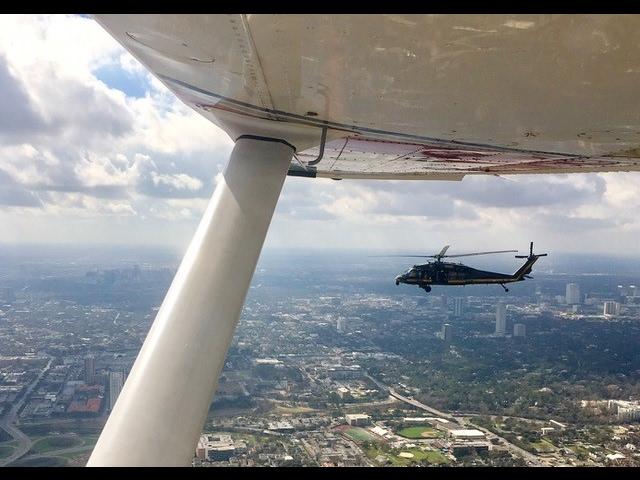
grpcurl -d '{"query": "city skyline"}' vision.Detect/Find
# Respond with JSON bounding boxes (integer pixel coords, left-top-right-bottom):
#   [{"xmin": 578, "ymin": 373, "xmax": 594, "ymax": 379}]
[{"xmin": 1, "ymin": 247, "xmax": 639, "ymax": 466}]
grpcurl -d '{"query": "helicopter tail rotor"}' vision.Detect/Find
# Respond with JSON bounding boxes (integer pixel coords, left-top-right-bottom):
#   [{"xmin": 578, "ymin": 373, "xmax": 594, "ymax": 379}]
[{"xmin": 515, "ymin": 242, "xmax": 547, "ymax": 259}]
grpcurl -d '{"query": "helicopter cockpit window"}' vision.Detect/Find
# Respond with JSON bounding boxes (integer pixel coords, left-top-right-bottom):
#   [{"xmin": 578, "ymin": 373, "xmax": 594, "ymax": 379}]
[{"xmin": 406, "ymin": 268, "xmax": 419, "ymax": 278}]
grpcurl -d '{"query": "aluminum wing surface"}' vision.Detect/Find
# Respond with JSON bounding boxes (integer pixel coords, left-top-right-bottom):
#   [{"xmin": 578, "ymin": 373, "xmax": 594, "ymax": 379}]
[{"xmin": 95, "ymin": 14, "xmax": 640, "ymax": 180}]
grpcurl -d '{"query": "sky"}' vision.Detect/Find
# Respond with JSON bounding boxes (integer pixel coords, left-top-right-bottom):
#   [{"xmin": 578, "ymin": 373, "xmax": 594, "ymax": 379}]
[{"xmin": 1, "ymin": 14, "xmax": 639, "ymax": 257}]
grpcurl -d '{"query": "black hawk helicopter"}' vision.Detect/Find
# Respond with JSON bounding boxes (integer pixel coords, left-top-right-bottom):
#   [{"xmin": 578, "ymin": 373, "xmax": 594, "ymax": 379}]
[{"xmin": 391, "ymin": 242, "xmax": 547, "ymax": 293}]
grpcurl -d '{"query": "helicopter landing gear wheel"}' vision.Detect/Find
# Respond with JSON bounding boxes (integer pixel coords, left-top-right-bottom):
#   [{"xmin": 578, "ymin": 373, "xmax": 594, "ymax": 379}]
[
  {"xmin": 396, "ymin": 281, "xmax": 400, "ymax": 286},
  {"xmin": 422, "ymin": 286, "xmax": 432, "ymax": 293}
]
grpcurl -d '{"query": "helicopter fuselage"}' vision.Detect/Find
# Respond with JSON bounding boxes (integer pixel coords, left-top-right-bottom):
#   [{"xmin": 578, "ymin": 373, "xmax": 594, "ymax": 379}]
[
  {"xmin": 393, "ymin": 242, "xmax": 546, "ymax": 293},
  {"xmin": 396, "ymin": 261, "xmax": 516, "ymax": 288}
]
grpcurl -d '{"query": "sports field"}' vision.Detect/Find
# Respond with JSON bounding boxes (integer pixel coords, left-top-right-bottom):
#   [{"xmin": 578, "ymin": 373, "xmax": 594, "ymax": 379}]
[
  {"xmin": 365, "ymin": 445, "xmax": 450, "ymax": 466},
  {"xmin": 397, "ymin": 426, "xmax": 440, "ymax": 439},
  {"xmin": 343, "ymin": 427, "xmax": 379, "ymax": 443}
]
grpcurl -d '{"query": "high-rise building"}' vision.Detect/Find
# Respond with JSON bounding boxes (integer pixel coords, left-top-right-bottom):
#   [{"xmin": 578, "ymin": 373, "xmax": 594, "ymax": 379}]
[
  {"xmin": 440, "ymin": 295, "xmax": 448, "ymax": 309},
  {"xmin": 603, "ymin": 301, "xmax": 621, "ymax": 317},
  {"xmin": 84, "ymin": 356, "xmax": 95, "ymax": 385},
  {"xmin": 495, "ymin": 303, "xmax": 506, "ymax": 335},
  {"xmin": 513, "ymin": 323, "xmax": 526, "ymax": 337},
  {"xmin": 453, "ymin": 298, "xmax": 464, "ymax": 317},
  {"xmin": 566, "ymin": 283, "xmax": 581, "ymax": 305},
  {"xmin": 617, "ymin": 285, "xmax": 627, "ymax": 297},
  {"xmin": 337, "ymin": 317, "xmax": 346, "ymax": 333},
  {"xmin": 630, "ymin": 285, "xmax": 638, "ymax": 298},
  {"xmin": 442, "ymin": 323, "xmax": 453, "ymax": 342},
  {"xmin": 109, "ymin": 371, "xmax": 125, "ymax": 411}
]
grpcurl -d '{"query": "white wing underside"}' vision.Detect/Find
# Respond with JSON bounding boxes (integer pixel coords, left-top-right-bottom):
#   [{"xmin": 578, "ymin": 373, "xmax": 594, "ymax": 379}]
[{"xmin": 96, "ymin": 14, "xmax": 640, "ymax": 180}]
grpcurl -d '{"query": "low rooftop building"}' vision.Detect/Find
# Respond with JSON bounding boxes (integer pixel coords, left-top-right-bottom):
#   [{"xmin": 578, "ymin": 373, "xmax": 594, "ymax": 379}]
[
  {"xmin": 345, "ymin": 413, "xmax": 370, "ymax": 426},
  {"xmin": 448, "ymin": 429, "xmax": 485, "ymax": 440}
]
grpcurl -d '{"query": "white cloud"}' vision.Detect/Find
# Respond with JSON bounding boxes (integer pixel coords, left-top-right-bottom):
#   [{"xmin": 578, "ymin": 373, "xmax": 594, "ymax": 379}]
[
  {"xmin": 151, "ymin": 172, "xmax": 203, "ymax": 191},
  {"xmin": 0, "ymin": 14, "xmax": 232, "ymax": 233}
]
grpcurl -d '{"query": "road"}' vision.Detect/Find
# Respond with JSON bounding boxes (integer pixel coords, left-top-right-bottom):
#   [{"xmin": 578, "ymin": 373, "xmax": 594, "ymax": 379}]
[
  {"xmin": 366, "ymin": 373, "xmax": 456, "ymax": 420},
  {"xmin": 388, "ymin": 390, "xmax": 457, "ymax": 422},
  {"xmin": 0, "ymin": 357, "xmax": 53, "ymax": 466},
  {"xmin": 343, "ymin": 395, "xmax": 398, "ymax": 409}
]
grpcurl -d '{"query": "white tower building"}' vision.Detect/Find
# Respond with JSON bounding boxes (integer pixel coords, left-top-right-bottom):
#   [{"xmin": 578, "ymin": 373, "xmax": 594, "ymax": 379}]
[
  {"xmin": 442, "ymin": 323, "xmax": 453, "ymax": 342},
  {"xmin": 603, "ymin": 301, "xmax": 621, "ymax": 317},
  {"xmin": 566, "ymin": 283, "xmax": 581, "ymax": 305},
  {"xmin": 109, "ymin": 371, "xmax": 125, "ymax": 411},
  {"xmin": 495, "ymin": 303, "xmax": 506, "ymax": 335}
]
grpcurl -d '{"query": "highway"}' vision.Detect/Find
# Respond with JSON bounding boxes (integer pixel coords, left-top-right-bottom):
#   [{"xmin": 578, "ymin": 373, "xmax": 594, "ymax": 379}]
[
  {"xmin": 10, "ymin": 440, "xmax": 96, "ymax": 466},
  {"xmin": 388, "ymin": 389, "xmax": 457, "ymax": 422},
  {"xmin": 0, "ymin": 357, "xmax": 53, "ymax": 466},
  {"xmin": 366, "ymin": 373, "xmax": 455, "ymax": 420}
]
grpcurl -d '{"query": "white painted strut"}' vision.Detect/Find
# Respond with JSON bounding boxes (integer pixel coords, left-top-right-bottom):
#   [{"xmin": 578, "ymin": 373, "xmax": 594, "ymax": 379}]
[{"xmin": 88, "ymin": 137, "xmax": 293, "ymax": 466}]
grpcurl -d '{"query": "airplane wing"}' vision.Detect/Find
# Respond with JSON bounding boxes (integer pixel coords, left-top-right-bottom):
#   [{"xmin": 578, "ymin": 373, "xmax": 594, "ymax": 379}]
[{"xmin": 95, "ymin": 14, "xmax": 640, "ymax": 180}]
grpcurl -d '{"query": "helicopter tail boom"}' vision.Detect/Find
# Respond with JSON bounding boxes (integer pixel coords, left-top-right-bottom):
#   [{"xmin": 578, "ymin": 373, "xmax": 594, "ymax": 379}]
[{"xmin": 512, "ymin": 242, "xmax": 547, "ymax": 280}]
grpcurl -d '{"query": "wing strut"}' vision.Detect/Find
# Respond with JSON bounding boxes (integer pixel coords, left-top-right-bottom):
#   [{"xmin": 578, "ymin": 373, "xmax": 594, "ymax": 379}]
[{"xmin": 87, "ymin": 137, "xmax": 293, "ymax": 466}]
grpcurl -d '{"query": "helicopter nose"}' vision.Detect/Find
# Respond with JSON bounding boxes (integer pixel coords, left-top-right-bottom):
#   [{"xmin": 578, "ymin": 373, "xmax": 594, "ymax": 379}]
[{"xmin": 395, "ymin": 275, "xmax": 403, "ymax": 285}]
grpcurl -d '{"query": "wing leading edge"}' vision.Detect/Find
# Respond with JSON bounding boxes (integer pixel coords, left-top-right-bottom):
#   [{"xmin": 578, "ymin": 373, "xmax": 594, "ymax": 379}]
[{"xmin": 95, "ymin": 14, "xmax": 640, "ymax": 180}]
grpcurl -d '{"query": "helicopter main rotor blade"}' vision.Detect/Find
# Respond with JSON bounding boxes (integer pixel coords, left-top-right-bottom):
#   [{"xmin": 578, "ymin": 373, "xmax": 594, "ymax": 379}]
[
  {"xmin": 444, "ymin": 250, "xmax": 518, "ymax": 258},
  {"xmin": 370, "ymin": 249, "xmax": 518, "ymax": 259},
  {"xmin": 371, "ymin": 245, "xmax": 452, "ymax": 259},
  {"xmin": 369, "ymin": 255, "xmax": 439, "ymax": 258}
]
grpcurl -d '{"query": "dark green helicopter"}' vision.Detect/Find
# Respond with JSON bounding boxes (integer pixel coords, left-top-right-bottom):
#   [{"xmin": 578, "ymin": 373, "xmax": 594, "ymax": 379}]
[{"xmin": 391, "ymin": 242, "xmax": 547, "ymax": 293}]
